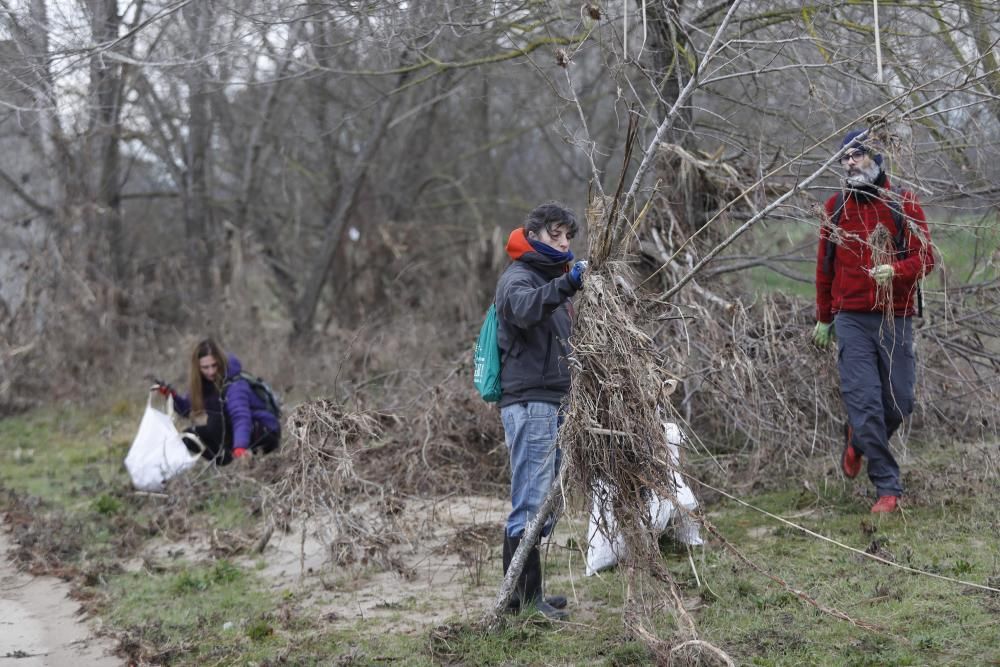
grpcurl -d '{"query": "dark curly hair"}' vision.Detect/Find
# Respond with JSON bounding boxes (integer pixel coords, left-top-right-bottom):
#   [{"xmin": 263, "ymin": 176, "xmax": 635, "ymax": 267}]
[{"xmin": 523, "ymin": 202, "xmax": 579, "ymax": 239}]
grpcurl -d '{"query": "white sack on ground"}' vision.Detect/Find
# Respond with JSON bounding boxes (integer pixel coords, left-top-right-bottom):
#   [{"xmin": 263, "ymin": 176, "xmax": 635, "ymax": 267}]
[
  {"xmin": 585, "ymin": 421, "xmax": 702, "ymax": 576},
  {"xmin": 124, "ymin": 394, "xmax": 199, "ymax": 491}
]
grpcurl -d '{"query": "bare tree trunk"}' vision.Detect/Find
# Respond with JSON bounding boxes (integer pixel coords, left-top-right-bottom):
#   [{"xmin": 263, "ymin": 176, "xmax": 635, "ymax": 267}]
[
  {"xmin": 182, "ymin": 0, "xmax": 215, "ymax": 279},
  {"xmin": 473, "ymin": 74, "xmax": 497, "ymax": 220},
  {"xmin": 384, "ymin": 70, "xmax": 458, "ymax": 223},
  {"xmin": 88, "ymin": 0, "xmax": 125, "ymax": 287},
  {"xmin": 643, "ymin": 0, "xmax": 693, "ymax": 145},
  {"xmin": 642, "ymin": 0, "xmax": 708, "ymax": 240},
  {"xmin": 292, "ymin": 89, "xmax": 402, "ymax": 341},
  {"xmin": 964, "ymin": 0, "xmax": 1000, "ymax": 125},
  {"xmin": 19, "ymin": 0, "xmax": 72, "ymax": 210},
  {"xmin": 234, "ymin": 21, "xmax": 304, "ymax": 233}
]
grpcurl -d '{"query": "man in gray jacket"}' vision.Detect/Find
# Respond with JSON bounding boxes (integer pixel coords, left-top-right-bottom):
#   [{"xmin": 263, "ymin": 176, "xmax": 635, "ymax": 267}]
[{"xmin": 496, "ymin": 202, "xmax": 587, "ymax": 620}]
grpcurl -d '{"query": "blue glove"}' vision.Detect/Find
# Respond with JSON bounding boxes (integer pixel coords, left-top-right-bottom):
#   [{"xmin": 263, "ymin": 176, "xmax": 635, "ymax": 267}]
[{"xmin": 569, "ymin": 260, "xmax": 589, "ymax": 287}]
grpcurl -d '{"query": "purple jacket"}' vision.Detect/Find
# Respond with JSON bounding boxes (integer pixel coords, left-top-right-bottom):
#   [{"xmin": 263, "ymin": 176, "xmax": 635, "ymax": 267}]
[{"xmin": 173, "ymin": 354, "xmax": 280, "ymax": 450}]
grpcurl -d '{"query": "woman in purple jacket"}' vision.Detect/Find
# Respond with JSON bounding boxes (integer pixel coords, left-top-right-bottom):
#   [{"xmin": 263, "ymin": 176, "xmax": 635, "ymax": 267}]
[{"xmin": 156, "ymin": 338, "xmax": 280, "ymax": 465}]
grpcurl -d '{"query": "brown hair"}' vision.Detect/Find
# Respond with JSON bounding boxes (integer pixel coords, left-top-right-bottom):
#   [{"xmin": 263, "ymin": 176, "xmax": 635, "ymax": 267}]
[{"xmin": 188, "ymin": 338, "xmax": 227, "ymax": 416}]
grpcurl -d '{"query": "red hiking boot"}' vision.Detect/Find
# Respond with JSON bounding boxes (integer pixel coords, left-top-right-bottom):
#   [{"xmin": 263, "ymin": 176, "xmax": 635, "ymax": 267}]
[
  {"xmin": 871, "ymin": 496, "xmax": 898, "ymax": 513},
  {"xmin": 841, "ymin": 422, "xmax": 862, "ymax": 479}
]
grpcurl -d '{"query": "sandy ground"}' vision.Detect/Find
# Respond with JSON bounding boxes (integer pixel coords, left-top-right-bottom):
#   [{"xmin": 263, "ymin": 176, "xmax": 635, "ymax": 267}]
[
  {"xmin": 0, "ymin": 531, "xmax": 120, "ymax": 667},
  {"xmin": 130, "ymin": 495, "xmax": 524, "ymax": 635},
  {"xmin": 128, "ymin": 494, "xmax": 589, "ymax": 637},
  {"xmin": 0, "ymin": 491, "xmax": 688, "ymax": 663},
  {"xmin": 284, "ymin": 495, "xmax": 517, "ymax": 633}
]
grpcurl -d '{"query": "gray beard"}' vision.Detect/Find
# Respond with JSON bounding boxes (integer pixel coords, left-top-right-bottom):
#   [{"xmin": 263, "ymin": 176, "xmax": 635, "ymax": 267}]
[{"xmin": 845, "ymin": 162, "xmax": 882, "ymax": 187}]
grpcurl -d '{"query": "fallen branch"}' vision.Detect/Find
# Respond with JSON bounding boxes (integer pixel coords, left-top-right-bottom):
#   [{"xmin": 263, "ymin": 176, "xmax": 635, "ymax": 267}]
[{"xmin": 480, "ymin": 481, "xmax": 562, "ymax": 631}]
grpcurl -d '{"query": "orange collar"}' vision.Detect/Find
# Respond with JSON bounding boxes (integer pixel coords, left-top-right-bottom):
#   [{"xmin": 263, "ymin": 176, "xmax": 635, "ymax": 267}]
[{"xmin": 506, "ymin": 227, "xmax": 533, "ymax": 261}]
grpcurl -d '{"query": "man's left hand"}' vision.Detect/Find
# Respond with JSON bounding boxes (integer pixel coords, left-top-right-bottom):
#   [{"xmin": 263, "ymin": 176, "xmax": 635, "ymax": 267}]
[{"xmin": 870, "ymin": 264, "xmax": 894, "ymax": 285}]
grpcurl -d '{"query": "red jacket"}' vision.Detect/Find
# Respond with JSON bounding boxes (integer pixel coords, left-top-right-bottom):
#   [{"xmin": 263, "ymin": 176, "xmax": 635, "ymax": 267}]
[{"xmin": 815, "ymin": 179, "xmax": 934, "ymax": 323}]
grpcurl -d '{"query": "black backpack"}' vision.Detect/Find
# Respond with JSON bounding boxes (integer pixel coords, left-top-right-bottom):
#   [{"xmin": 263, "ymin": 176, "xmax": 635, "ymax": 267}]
[{"xmin": 224, "ymin": 371, "xmax": 281, "ymax": 420}]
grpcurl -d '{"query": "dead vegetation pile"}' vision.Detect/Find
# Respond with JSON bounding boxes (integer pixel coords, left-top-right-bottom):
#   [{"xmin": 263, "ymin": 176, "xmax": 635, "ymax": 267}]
[
  {"xmin": 257, "ymin": 400, "xmax": 401, "ymax": 570},
  {"xmin": 1, "ymin": 490, "xmax": 91, "ymax": 578},
  {"xmin": 253, "ymin": 392, "xmax": 506, "ymax": 572},
  {"xmin": 563, "ymin": 279, "xmax": 708, "ymax": 659},
  {"xmin": 646, "ymin": 281, "xmax": 1000, "ymax": 501}
]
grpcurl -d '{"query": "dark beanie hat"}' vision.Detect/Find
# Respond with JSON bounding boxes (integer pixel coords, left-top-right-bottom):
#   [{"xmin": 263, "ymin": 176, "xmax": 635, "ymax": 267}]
[{"xmin": 841, "ymin": 129, "xmax": 883, "ymax": 166}]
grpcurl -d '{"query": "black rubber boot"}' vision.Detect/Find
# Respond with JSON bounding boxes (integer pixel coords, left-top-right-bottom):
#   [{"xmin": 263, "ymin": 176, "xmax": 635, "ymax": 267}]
[
  {"xmin": 502, "ymin": 534, "xmax": 522, "ymax": 613},
  {"xmin": 521, "ymin": 540, "xmax": 568, "ymax": 621},
  {"xmin": 503, "ymin": 535, "xmax": 567, "ymax": 613}
]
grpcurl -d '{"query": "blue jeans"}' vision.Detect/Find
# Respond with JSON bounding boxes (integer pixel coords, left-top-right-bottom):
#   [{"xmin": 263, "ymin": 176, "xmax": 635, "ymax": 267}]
[
  {"xmin": 835, "ymin": 312, "xmax": 914, "ymax": 497},
  {"xmin": 501, "ymin": 401, "xmax": 562, "ymax": 539}
]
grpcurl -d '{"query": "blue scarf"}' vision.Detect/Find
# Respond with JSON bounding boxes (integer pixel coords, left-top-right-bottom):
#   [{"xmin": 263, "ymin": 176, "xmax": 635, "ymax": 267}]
[{"xmin": 527, "ymin": 238, "xmax": 574, "ymax": 266}]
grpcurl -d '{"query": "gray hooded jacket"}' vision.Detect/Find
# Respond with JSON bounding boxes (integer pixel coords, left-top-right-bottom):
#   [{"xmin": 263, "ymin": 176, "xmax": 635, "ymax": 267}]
[{"xmin": 495, "ymin": 253, "xmax": 579, "ymax": 408}]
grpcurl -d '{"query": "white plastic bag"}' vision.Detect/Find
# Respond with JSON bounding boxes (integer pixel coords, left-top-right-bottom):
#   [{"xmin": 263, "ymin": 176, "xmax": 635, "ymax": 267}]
[
  {"xmin": 664, "ymin": 422, "xmax": 699, "ymax": 518},
  {"xmin": 585, "ymin": 480, "xmax": 626, "ymax": 576},
  {"xmin": 124, "ymin": 394, "xmax": 199, "ymax": 491},
  {"xmin": 585, "ymin": 421, "xmax": 702, "ymax": 576},
  {"xmin": 661, "ymin": 423, "xmax": 703, "ymax": 545}
]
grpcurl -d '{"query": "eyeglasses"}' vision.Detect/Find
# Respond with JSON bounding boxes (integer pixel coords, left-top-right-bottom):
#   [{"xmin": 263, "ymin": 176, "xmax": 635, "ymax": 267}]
[{"xmin": 839, "ymin": 149, "xmax": 866, "ymax": 164}]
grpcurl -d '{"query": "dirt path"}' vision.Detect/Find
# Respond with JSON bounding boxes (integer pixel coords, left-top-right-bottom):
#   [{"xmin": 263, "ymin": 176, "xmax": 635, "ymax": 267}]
[{"xmin": 0, "ymin": 531, "xmax": 119, "ymax": 667}]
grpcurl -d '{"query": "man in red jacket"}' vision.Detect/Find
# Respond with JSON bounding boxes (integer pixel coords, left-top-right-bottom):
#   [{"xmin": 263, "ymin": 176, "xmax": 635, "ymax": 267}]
[{"xmin": 813, "ymin": 129, "xmax": 935, "ymax": 513}]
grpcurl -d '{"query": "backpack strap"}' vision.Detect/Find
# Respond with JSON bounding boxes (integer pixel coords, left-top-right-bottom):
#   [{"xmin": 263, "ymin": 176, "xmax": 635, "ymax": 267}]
[
  {"xmin": 220, "ymin": 372, "xmax": 249, "ymax": 402},
  {"xmin": 822, "ymin": 191, "xmax": 845, "ymax": 276},
  {"xmin": 883, "ymin": 185, "xmax": 909, "ymax": 260}
]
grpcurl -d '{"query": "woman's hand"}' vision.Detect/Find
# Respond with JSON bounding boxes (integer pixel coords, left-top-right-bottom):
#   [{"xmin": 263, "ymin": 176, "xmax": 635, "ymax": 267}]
[{"xmin": 151, "ymin": 381, "xmax": 176, "ymax": 398}]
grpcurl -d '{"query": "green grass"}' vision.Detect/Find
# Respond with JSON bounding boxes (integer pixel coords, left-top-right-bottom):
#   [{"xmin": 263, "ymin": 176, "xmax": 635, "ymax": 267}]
[
  {"xmin": 690, "ymin": 482, "xmax": 1000, "ymax": 666},
  {"xmin": 926, "ymin": 213, "xmax": 1000, "ymax": 286},
  {"xmin": 0, "ymin": 399, "xmax": 136, "ymax": 503},
  {"xmin": 105, "ymin": 560, "xmax": 295, "ymax": 663},
  {"xmin": 748, "ymin": 265, "xmax": 816, "ymax": 299},
  {"xmin": 2, "ymin": 400, "xmax": 999, "ymax": 665},
  {"xmin": 426, "ymin": 620, "xmax": 649, "ymax": 666}
]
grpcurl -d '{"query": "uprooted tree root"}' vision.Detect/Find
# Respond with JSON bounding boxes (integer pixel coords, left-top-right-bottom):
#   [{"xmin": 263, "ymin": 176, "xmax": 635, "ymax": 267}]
[{"xmin": 560, "ymin": 256, "xmax": 732, "ymax": 664}]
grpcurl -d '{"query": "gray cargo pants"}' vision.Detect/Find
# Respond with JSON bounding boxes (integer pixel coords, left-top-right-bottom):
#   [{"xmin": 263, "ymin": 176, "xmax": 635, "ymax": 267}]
[{"xmin": 834, "ymin": 312, "xmax": 915, "ymax": 497}]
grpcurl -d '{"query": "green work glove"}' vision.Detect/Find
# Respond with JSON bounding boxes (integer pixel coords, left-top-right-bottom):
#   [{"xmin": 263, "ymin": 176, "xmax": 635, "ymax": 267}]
[
  {"xmin": 870, "ymin": 264, "xmax": 894, "ymax": 285},
  {"xmin": 812, "ymin": 321, "xmax": 835, "ymax": 350}
]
